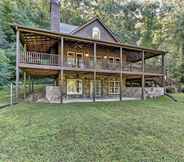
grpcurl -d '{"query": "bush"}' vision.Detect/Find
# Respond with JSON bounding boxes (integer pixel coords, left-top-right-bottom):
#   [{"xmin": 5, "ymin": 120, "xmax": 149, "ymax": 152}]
[
  {"xmin": 166, "ymin": 87, "xmax": 177, "ymax": 93},
  {"xmin": 180, "ymin": 87, "xmax": 184, "ymax": 93}
]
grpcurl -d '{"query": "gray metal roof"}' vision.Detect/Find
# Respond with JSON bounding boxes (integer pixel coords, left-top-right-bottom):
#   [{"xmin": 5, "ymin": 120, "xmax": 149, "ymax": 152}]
[{"xmin": 60, "ymin": 23, "xmax": 78, "ymax": 34}]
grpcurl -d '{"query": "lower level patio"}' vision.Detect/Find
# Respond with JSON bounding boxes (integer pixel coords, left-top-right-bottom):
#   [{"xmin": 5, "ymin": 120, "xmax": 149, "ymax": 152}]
[{"xmin": 18, "ymin": 70, "xmax": 164, "ymax": 103}]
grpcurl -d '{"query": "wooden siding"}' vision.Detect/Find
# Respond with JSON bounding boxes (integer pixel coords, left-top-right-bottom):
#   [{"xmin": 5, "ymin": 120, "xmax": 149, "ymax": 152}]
[
  {"xmin": 72, "ymin": 20, "xmax": 118, "ymax": 43},
  {"xmin": 63, "ymin": 41, "xmax": 127, "ymax": 66},
  {"xmin": 57, "ymin": 72, "xmax": 126, "ymax": 98}
]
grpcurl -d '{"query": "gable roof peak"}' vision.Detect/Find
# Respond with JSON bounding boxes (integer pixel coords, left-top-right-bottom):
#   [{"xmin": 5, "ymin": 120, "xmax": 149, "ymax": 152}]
[{"xmin": 70, "ymin": 16, "xmax": 120, "ymax": 42}]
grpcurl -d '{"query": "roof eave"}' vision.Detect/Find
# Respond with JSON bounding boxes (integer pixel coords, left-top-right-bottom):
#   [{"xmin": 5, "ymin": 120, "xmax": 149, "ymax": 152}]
[{"xmin": 11, "ymin": 23, "xmax": 167, "ymax": 55}]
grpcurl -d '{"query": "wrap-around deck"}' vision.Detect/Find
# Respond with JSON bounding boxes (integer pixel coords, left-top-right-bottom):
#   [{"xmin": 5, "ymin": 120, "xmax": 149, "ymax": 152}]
[{"xmin": 19, "ymin": 51, "xmax": 163, "ymax": 75}]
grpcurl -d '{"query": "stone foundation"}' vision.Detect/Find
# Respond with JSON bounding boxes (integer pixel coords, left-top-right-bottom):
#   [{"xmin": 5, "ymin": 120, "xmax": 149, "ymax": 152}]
[
  {"xmin": 122, "ymin": 87, "xmax": 142, "ymax": 98},
  {"xmin": 46, "ymin": 86, "xmax": 61, "ymax": 103},
  {"xmin": 144, "ymin": 87, "xmax": 164, "ymax": 98},
  {"xmin": 43, "ymin": 86, "xmax": 164, "ymax": 103},
  {"xmin": 122, "ymin": 87, "xmax": 164, "ymax": 98}
]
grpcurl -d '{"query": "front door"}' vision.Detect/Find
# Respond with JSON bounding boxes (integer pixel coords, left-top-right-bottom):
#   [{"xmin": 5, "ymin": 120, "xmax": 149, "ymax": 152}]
[{"xmin": 90, "ymin": 80, "xmax": 102, "ymax": 97}]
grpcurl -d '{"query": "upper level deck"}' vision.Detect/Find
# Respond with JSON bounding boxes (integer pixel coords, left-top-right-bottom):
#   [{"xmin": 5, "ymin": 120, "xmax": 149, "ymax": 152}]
[
  {"xmin": 19, "ymin": 51, "xmax": 163, "ymax": 75},
  {"xmin": 15, "ymin": 24, "xmax": 166, "ymax": 76}
]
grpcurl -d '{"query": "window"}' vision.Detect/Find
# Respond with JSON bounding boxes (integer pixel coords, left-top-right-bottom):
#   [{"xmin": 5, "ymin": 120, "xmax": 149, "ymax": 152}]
[
  {"xmin": 67, "ymin": 79, "xmax": 82, "ymax": 95},
  {"xmin": 96, "ymin": 80, "xmax": 102, "ymax": 97},
  {"xmin": 115, "ymin": 57, "xmax": 120, "ymax": 64},
  {"xmin": 67, "ymin": 52, "xmax": 75, "ymax": 65},
  {"xmin": 90, "ymin": 80, "xmax": 102, "ymax": 97},
  {"xmin": 109, "ymin": 57, "xmax": 114, "ymax": 64},
  {"xmin": 97, "ymin": 56, "xmax": 102, "ymax": 64},
  {"xmin": 109, "ymin": 81, "xmax": 120, "ymax": 95},
  {"xmin": 92, "ymin": 27, "xmax": 100, "ymax": 40}
]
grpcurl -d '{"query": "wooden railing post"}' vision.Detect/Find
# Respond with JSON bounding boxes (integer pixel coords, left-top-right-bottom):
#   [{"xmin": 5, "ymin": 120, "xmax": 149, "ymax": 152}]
[
  {"xmin": 23, "ymin": 72, "xmax": 26, "ymax": 99},
  {"xmin": 93, "ymin": 43, "xmax": 96, "ymax": 102},
  {"xmin": 120, "ymin": 47, "xmax": 122, "ymax": 101},
  {"xmin": 16, "ymin": 29, "xmax": 20, "ymax": 102},
  {"xmin": 141, "ymin": 50, "xmax": 145, "ymax": 100}
]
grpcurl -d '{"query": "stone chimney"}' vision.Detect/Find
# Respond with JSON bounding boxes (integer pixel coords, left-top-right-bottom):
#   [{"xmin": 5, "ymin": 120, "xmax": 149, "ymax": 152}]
[{"xmin": 50, "ymin": 0, "xmax": 60, "ymax": 32}]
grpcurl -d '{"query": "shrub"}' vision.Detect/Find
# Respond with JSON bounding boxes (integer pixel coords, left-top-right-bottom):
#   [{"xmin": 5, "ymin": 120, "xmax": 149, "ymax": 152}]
[{"xmin": 166, "ymin": 87, "xmax": 177, "ymax": 93}]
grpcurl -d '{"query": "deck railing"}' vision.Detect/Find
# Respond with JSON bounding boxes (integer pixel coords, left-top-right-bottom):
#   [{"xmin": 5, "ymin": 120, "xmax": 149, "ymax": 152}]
[
  {"xmin": 122, "ymin": 62, "xmax": 142, "ymax": 72},
  {"xmin": 20, "ymin": 52, "xmax": 162, "ymax": 74},
  {"xmin": 96, "ymin": 61, "xmax": 121, "ymax": 71},
  {"xmin": 20, "ymin": 51, "xmax": 60, "ymax": 66},
  {"xmin": 144, "ymin": 64, "xmax": 162, "ymax": 74},
  {"xmin": 63, "ymin": 59, "xmax": 94, "ymax": 69}
]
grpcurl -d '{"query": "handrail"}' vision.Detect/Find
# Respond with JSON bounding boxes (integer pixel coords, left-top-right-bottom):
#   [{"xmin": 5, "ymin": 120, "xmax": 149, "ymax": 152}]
[
  {"xmin": 20, "ymin": 51, "xmax": 162, "ymax": 74},
  {"xmin": 20, "ymin": 51, "xmax": 60, "ymax": 66}
]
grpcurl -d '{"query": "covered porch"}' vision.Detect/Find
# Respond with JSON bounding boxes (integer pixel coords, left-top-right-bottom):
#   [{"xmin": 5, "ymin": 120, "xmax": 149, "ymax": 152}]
[
  {"xmin": 16, "ymin": 25, "xmax": 165, "ymax": 75},
  {"xmin": 14, "ymin": 25, "xmax": 166, "ymax": 103}
]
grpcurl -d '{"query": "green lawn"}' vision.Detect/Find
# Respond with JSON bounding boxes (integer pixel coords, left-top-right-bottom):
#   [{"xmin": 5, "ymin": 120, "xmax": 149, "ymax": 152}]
[{"xmin": 0, "ymin": 94, "xmax": 184, "ymax": 162}]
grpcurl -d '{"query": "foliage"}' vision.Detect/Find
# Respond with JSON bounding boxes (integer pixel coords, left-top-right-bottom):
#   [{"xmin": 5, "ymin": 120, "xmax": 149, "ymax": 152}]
[
  {"xmin": 0, "ymin": 0, "xmax": 184, "ymax": 84},
  {"xmin": 0, "ymin": 49, "xmax": 14, "ymax": 86}
]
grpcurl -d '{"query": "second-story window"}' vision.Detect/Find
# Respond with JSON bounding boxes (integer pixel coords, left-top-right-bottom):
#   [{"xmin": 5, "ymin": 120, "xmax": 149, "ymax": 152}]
[
  {"xmin": 115, "ymin": 57, "xmax": 120, "ymax": 64},
  {"xmin": 92, "ymin": 27, "xmax": 100, "ymax": 40},
  {"xmin": 109, "ymin": 57, "xmax": 114, "ymax": 64},
  {"xmin": 67, "ymin": 52, "xmax": 75, "ymax": 65}
]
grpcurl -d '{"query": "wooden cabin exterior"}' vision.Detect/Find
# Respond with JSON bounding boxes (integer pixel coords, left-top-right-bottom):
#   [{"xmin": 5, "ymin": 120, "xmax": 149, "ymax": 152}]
[{"xmin": 13, "ymin": 16, "xmax": 166, "ymax": 103}]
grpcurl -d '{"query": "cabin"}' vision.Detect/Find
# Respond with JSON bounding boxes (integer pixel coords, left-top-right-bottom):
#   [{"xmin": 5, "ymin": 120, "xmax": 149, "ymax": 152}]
[{"xmin": 13, "ymin": 0, "xmax": 166, "ymax": 103}]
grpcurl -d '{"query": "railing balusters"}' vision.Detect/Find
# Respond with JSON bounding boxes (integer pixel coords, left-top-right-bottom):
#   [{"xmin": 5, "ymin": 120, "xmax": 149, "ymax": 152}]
[
  {"xmin": 19, "ymin": 51, "xmax": 59, "ymax": 66},
  {"xmin": 19, "ymin": 51, "xmax": 161, "ymax": 74}
]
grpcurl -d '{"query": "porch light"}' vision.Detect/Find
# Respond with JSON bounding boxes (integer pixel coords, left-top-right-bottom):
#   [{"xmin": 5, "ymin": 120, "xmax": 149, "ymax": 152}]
[
  {"xmin": 85, "ymin": 53, "xmax": 89, "ymax": 57},
  {"xmin": 104, "ymin": 56, "xmax": 107, "ymax": 59}
]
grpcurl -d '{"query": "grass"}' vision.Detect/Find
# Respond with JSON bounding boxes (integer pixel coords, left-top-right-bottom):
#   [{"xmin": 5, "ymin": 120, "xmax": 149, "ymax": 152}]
[{"xmin": 0, "ymin": 94, "xmax": 184, "ymax": 162}]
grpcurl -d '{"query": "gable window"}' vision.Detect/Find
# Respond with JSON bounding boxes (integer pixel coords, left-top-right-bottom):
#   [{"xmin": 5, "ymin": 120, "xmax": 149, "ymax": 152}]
[
  {"xmin": 67, "ymin": 79, "xmax": 82, "ymax": 95},
  {"xmin": 109, "ymin": 81, "xmax": 120, "ymax": 95},
  {"xmin": 92, "ymin": 27, "xmax": 100, "ymax": 40}
]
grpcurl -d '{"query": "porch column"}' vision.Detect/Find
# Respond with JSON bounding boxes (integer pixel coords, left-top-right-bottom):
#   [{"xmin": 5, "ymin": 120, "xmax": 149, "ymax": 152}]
[
  {"xmin": 23, "ymin": 72, "xmax": 26, "ymax": 99},
  {"xmin": 93, "ymin": 43, "xmax": 96, "ymax": 102},
  {"xmin": 16, "ymin": 29, "xmax": 20, "ymax": 102},
  {"xmin": 60, "ymin": 36, "xmax": 64, "ymax": 103},
  {"xmin": 31, "ymin": 79, "xmax": 34, "ymax": 101},
  {"xmin": 28, "ymin": 75, "xmax": 31, "ymax": 94},
  {"xmin": 31, "ymin": 79, "xmax": 34, "ymax": 93},
  {"xmin": 141, "ymin": 50, "xmax": 145, "ymax": 100},
  {"xmin": 161, "ymin": 54, "xmax": 165, "ymax": 91},
  {"xmin": 120, "ymin": 47, "xmax": 122, "ymax": 101}
]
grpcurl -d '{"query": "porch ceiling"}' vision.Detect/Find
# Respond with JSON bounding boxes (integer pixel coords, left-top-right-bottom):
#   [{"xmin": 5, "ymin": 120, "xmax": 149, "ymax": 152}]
[{"xmin": 20, "ymin": 32, "xmax": 60, "ymax": 53}]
